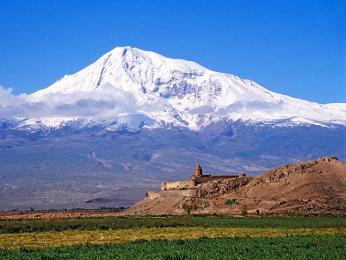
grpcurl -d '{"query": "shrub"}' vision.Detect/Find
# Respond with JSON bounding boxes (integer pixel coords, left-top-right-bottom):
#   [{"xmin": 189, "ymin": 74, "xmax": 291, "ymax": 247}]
[
  {"xmin": 182, "ymin": 201, "xmax": 193, "ymax": 215},
  {"xmin": 225, "ymin": 198, "xmax": 240, "ymax": 206}
]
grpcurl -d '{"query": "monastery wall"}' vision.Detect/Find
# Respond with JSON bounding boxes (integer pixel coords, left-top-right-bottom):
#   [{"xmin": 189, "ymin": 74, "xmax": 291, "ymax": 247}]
[{"xmin": 161, "ymin": 180, "xmax": 195, "ymax": 191}]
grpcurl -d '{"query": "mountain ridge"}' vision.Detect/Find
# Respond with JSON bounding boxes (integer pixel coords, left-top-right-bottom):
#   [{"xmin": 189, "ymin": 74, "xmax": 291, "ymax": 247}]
[{"xmin": 1, "ymin": 46, "xmax": 344, "ymax": 131}]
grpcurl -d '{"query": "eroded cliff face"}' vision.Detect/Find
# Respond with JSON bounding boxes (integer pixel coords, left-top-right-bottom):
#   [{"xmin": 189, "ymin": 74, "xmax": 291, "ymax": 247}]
[
  {"xmin": 123, "ymin": 157, "xmax": 346, "ymax": 216},
  {"xmin": 195, "ymin": 177, "xmax": 251, "ymax": 198}
]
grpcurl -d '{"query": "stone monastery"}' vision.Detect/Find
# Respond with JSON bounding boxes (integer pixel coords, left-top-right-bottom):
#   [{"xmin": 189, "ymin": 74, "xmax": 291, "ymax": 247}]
[{"xmin": 161, "ymin": 164, "xmax": 246, "ymax": 191}]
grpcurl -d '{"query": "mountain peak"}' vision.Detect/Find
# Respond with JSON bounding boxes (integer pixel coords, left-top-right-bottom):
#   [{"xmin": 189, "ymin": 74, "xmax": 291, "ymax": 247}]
[
  {"xmin": 23, "ymin": 46, "xmax": 346, "ymax": 129},
  {"xmin": 107, "ymin": 46, "xmax": 208, "ymax": 73},
  {"xmin": 31, "ymin": 46, "xmax": 210, "ymax": 100}
]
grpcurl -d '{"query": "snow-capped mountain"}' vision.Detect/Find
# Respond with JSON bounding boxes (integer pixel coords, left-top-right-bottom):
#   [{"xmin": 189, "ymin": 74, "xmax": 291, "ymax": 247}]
[
  {"xmin": 1, "ymin": 47, "xmax": 346, "ymax": 210},
  {"xmin": 19, "ymin": 46, "xmax": 346, "ymax": 130}
]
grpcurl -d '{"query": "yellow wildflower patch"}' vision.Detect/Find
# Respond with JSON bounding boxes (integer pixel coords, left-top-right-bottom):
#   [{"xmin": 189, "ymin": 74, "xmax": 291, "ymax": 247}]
[{"xmin": 0, "ymin": 226, "xmax": 345, "ymax": 249}]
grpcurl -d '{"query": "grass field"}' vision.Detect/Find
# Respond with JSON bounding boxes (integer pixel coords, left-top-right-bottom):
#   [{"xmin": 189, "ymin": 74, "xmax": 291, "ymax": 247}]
[
  {"xmin": 1, "ymin": 226, "xmax": 345, "ymax": 249},
  {"xmin": 1, "ymin": 215, "xmax": 345, "ymax": 233},
  {"xmin": 1, "ymin": 235, "xmax": 345, "ymax": 259},
  {"xmin": 0, "ymin": 216, "xmax": 345, "ymax": 259}
]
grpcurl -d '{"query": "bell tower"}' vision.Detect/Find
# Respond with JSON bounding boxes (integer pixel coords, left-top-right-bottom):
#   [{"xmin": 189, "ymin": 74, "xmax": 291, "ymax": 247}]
[{"xmin": 194, "ymin": 164, "xmax": 203, "ymax": 178}]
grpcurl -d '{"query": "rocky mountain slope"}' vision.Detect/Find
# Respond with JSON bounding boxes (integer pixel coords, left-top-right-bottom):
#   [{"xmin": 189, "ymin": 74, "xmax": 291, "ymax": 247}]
[
  {"xmin": 2, "ymin": 46, "xmax": 346, "ymax": 131},
  {"xmin": 124, "ymin": 157, "xmax": 346, "ymax": 215}
]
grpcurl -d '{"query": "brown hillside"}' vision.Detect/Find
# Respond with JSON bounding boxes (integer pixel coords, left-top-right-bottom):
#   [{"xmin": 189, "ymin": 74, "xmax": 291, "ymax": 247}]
[{"xmin": 123, "ymin": 157, "xmax": 346, "ymax": 216}]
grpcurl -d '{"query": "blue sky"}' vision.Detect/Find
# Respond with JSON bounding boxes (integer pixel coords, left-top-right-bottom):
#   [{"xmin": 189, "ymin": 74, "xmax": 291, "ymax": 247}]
[{"xmin": 0, "ymin": 0, "xmax": 345, "ymax": 103}]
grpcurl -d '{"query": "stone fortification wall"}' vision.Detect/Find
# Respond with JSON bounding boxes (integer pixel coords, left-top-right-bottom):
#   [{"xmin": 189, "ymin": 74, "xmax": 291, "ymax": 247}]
[
  {"xmin": 161, "ymin": 174, "xmax": 247, "ymax": 191},
  {"xmin": 195, "ymin": 176, "xmax": 252, "ymax": 198},
  {"xmin": 161, "ymin": 180, "xmax": 195, "ymax": 191},
  {"xmin": 196, "ymin": 175, "xmax": 238, "ymax": 184}
]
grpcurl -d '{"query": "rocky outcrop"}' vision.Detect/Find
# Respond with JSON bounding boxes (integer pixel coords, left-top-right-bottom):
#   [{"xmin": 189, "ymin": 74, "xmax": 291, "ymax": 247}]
[
  {"xmin": 195, "ymin": 177, "xmax": 252, "ymax": 198},
  {"xmin": 123, "ymin": 157, "xmax": 346, "ymax": 216}
]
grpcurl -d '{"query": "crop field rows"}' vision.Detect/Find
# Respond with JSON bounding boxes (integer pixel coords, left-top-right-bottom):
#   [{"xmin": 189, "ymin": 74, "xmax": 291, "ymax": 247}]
[{"xmin": 0, "ymin": 216, "xmax": 345, "ymax": 259}]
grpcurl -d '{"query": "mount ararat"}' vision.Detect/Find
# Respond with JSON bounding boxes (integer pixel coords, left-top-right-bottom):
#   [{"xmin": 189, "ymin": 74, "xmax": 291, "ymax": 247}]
[
  {"xmin": 0, "ymin": 47, "xmax": 345, "ymax": 210},
  {"xmin": 2, "ymin": 46, "xmax": 346, "ymax": 130}
]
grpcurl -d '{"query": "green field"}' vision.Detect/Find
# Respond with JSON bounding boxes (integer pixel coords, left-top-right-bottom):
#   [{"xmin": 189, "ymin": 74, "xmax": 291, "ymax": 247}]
[
  {"xmin": 1, "ymin": 235, "xmax": 345, "ymax": 259},
  {"xmin": 1, "ymin": 216, "xmax": 345, "ymax": 233},
  {"xmin": 0, "ymin": 216, "xmax": 345, "ymax": 259}
]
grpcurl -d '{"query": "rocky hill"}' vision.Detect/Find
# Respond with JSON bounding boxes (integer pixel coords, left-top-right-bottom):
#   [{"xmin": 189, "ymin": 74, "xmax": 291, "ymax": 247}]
[{"xmin": 123, "ymin": 157, "xmax": 346, "ymax": 216}]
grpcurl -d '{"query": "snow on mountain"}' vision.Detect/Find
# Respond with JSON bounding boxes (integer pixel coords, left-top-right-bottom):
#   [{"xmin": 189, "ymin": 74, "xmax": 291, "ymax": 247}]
[{"xmin": 9, "ymin": 47, "xmax": 346, "ymax": 129}]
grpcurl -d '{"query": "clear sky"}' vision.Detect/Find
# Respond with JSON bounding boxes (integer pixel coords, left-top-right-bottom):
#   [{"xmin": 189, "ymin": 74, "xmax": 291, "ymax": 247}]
[{"xmin": 0, "ymin": 0, "xmax": 345, "ymax": 103}]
